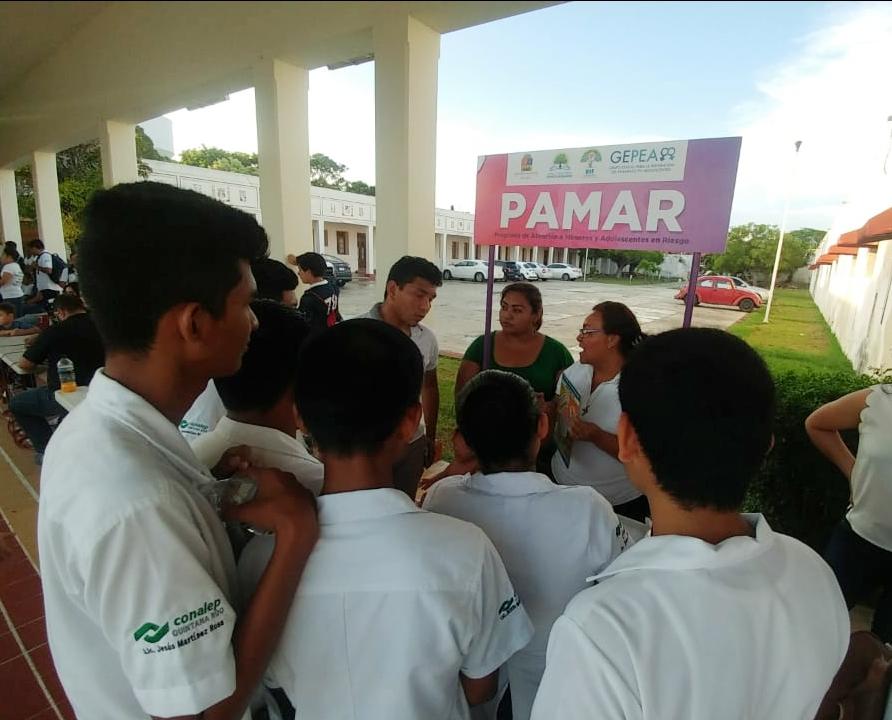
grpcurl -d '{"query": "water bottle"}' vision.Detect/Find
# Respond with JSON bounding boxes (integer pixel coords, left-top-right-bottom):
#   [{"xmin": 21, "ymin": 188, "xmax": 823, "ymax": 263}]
[{"xmin": 57, "ymin": 356, "xmax": 76, "ymax": 393}]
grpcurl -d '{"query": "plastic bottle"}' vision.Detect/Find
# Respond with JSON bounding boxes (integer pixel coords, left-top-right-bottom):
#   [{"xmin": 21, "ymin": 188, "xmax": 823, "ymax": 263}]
[{"xmin": 57, "ymin": 356, "xmax": 76, "ymax": 393}]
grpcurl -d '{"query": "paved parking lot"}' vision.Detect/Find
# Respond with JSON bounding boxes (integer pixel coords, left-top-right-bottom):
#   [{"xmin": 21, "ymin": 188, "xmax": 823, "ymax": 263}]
[{"xmin": 338, "ymin": 277, "xmax": 745, "ymax": 358}]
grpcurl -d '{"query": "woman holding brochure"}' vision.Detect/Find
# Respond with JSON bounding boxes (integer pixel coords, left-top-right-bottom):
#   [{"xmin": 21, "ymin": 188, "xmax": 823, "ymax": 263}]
[{"xmin": 552, "ymin": 301, "xmax": 649, "ymax": 520}]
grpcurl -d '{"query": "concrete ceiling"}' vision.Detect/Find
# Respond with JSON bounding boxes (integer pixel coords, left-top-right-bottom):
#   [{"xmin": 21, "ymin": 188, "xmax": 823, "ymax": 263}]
[
  {"xmin": 0, "ymin": 2, "xmax": 111, "ymax": 97},
  {"xmin": 0, "ymin": 1, "xmax": 558, "ymax": 167}
]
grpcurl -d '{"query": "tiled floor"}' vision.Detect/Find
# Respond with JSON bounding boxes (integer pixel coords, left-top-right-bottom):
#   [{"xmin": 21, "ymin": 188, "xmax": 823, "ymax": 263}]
[{"xmin": 0, "ymin": 513, "xmax": 75, "ymax": 720}]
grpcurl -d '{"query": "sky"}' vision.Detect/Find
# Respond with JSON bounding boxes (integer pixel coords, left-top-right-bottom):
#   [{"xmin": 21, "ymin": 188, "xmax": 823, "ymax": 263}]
[{"xmin": 162, "ymin": 1, "xmax": 892, "ymax": 232}]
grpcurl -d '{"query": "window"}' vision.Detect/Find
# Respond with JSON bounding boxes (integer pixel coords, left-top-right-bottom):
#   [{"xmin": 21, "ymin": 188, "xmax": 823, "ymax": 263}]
[
  {"xmin": 239, "ymin": 190, "xmax": 248, "ymax": 202},
  {"xmin": 716, "ymin": 280, "xmax": 733, "ymax": 290},
  {"xmin": 336, "ymin": 231, "xmax": 348, "ymax": 255},
  {"xmin": 699, "ymin": 279, "xmax": 715, "ymax": 288},
  {"xmin": 324, "ymin": 230, "xmax": 329, "ymax": 247},
  {"xmin": 216, "ymin": 187, "xmax": 228, "ymax": 201},
  {"xmin": 451, "ymin": 242, "xmax": 458, "ymax": 260}
]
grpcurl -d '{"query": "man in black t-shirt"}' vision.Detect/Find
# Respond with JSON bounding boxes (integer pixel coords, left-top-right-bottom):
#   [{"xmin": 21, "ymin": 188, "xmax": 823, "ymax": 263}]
[
  {"xmin": 10, "ymin": 294, "xmax": 105, "ymax": 463},
  {"xmin": 290, "ymin": 252, "xmax": 341, "ymax": 333}
]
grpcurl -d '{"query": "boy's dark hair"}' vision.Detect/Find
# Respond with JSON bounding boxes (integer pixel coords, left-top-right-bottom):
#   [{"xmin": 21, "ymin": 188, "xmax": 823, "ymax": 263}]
[
  {"xmin": 53, "ymin": 294, "xmax": 85, "ymax": 313},
  {"xmin": 79, "ymin": 182, "xmax": 268, "ymax": 353},
  {"xmin": 295, "ymin": 252, "xmax": 328, "ymax": 278},
  {"xmin": 2, "ymin": 245, "xmax": 19, "ymax": 262},
  {"xmin": 456, "ymin": 370, "xmax": 540, "ymax": 473},
  {"xmin": 251, "ymin": 258, "xmax": 298, "ymax": 301},
  {"xmin": 0, "ymin": 302, "xmax": 15, "ymax": 316},
  {"xmin": 214, "ymin": 300, "xmax": 311, "ymax": 414},
  {"xmin": 295, "ymin": 318, "xmax": 423, "ymax": 455},
  {"xmin": 29, "ymin": 239, "xmax": 45, "ymax": 250},
  {"xmin": 386, "ymin": 256, "xmax": 442, "ymax": 291},
  {"xmin": 619, "ymin": 328, "xmax": 775, "ymax": 511},
  {"xmin": 501, "ymin": 282, "xmax": 543, "ymax": 330},
  {"xmin": 593, "ymin": 301, "xmax": 645, "ymax": 359}
]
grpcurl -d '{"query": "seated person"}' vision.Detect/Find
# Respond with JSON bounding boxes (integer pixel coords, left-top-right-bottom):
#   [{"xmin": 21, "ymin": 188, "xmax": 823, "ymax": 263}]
[
  {"xmin": 238, "ymin": 319, "xmax": 534, "ymax": 719},
  {"xmin": 423, "ymin": 370, "xmax": 628, "ymax": 720},
  {"xmin": 0, "ymin": 302, "xmax": 43, "ymax": 336},
  {"xmin": 292, "ymin": 251, "xmax": 341, "ymax": 332},
  {"xmin": 10, "ymin": 294, "xmax": 104, "ymax": 464},
  {"xmin": 531, "ymin": 328, "xmax": 850, "ymax": 720},
  {"xmin": 0, "ymin": 246, "xmax": 25, "ymax": 318},
  {"xmin": 251, "ymin": 257, "xmax": 299, "ymax": 307},
  {"xmin": 191, "ymin": 299, "xmax": 323, "ymax": 496},
  {"xmin": 180, "ymin": 258, "xmax": 298, "ymax": 443}
]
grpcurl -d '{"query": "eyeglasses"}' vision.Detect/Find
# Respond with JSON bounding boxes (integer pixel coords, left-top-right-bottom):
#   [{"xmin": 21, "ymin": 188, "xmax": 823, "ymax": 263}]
[{"xmin": 578, "ymin": 327, "xmax": 605, "ymax": 337}]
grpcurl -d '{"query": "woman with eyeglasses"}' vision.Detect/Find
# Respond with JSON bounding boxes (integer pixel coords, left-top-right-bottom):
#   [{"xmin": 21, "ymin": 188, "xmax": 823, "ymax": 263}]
[{"xmin": 552, "ymin": 301, "xmax": 649, "ymax": 521}]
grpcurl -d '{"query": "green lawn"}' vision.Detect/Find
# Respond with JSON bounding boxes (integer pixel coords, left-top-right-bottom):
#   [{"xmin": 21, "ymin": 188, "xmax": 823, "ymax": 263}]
[
  {"xmin": 728, "ymin": 289, "xmax": 852, "ymax": 375},
  {"xmin": 436, "ymin": 357, "xmax": 461, "ymax": 461}
]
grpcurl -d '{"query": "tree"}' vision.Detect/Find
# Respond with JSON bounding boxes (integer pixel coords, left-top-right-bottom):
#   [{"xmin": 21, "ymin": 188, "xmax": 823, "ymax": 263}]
[
  {"xmin": 709, "ymin": 223, "xmax": 824, "ymax": 284},
  {"xmin": 591, "ymin": 249, "xmax": 664, "ymax": 277},
  {"xmin": 179, "ymin": 146, "xmax": 259, "ymax": 175},
  {"xmin": 552, "ymin": 153, "xmax": 569, "ymax": 169},
  {"xmin": 345, "ymin": 180, "xmax": 375, "ymax": 196},
  {"xmin": 310, "ymin": 153, "xmax": 347, "ymax": 190}
]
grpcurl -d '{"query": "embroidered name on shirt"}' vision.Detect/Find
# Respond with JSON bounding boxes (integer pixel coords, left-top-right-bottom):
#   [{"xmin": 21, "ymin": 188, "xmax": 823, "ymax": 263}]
[{"xmin": 498, "ymin": 594, "xmax": 521, "ymax": 620}]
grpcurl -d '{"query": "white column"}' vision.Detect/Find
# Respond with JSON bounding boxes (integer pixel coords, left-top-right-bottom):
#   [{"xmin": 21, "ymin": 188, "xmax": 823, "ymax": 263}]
[
  {"xmin": 513, "ymin": 246, "xmax": 520, "ymax": 262},
  {"xmin": 99, "ymin": 120, "xmax": 138, "ymax": 187},
  {"xmin": 312, "ymin": 218, "xmax": 322, "ymax": 253},
  {"xmin": 319, "ymin": 220, "xmax": 326, "ymax": 252},
  {"xmin": 255, "ymin": 58, "xmax": 312, "ymax": 262},
  {"xmin": 0, "ymin": 169, "xmax": 22, "ymax": 248},
  {"xmin": 546, "ymin": 247, "xmax": 553, "ymax": 264},
  {"xmin": 374, "ymin": 15, "xmax": 440, "ymax": 287},
  {"xmin": 440, "ymin": 233, "xmax": 447, "ymax": 269},
  {"xmin": 32, "ymin": 151, "xmax": 66, "ymax": 256},
  {"xmin": 367, "ymin": 224, "xmax": 376, "ymax": 275}
]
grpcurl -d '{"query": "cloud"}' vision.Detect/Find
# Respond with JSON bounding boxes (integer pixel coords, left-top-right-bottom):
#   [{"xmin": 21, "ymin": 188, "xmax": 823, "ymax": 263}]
[{"xmin": 730, "ymin": 2, "xmax": 892, "ymax": 230}]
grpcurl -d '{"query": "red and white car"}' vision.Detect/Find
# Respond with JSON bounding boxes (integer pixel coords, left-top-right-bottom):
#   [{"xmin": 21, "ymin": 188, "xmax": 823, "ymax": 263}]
[{"xmin": 675, "ymin": 275, "xmax": 762, "ymax": 312}]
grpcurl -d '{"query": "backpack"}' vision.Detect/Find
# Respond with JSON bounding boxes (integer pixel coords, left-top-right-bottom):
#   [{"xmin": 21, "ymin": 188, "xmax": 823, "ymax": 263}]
[{"xmin": 41, "ymin": 252, "xmax": 66, "ymax": 284}]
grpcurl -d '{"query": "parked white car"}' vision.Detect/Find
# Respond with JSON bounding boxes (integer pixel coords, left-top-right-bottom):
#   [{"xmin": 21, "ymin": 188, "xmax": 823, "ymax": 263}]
[
  {"xmin": 519, "ymin": 262, "xmax": 541, "ymax": 281},
  {"xmin": 729, "ymin": 276, "xmax": 770, "ymax": 301},
  {"xmin": 442, "ymin": 259, "xmax": 505, "ymax": 282},
  {"xmin": 532, "ymin": 262, "xmax": 552, "ymax": 280},
  {"xmin": 548, "ymin": 263, "xmax": 583, "ymax": 281}
]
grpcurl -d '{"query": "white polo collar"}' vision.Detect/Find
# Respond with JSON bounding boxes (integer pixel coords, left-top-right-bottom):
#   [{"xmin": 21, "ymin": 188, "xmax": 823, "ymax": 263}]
[
  {"xmin": 464, "ymin": 470, "xmax": 557, "ymax": 497},
  {"xmin": 591, "ymin": 513, "xmax": 773, "ymax": 581},
  {"xmin": 306, "ymin": 280, "xmax": 329, "ymax": 290},
  {"xmin": 317, "ymin": 487, "xmax": 423, "ymax": 525},
  {"xmin": 212, "ymin": 416, "xmax": 311, "ymax": 460},
  {"xmin": 86, "ymin": 370, "xmax": 214, "ymax": 485}
]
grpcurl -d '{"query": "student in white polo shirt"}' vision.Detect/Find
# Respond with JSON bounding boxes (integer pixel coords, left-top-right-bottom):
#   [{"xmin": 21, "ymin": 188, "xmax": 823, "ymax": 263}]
[
  {"xmin": 192, "ymin": 299, "xmax": 323, "ymax": 498},
  {"xmin": 238, "ymin": 319, "xmax": 534, "ymax": 719},
  {"xmin": 38, "ymin": 182, "xmax": 319, "ymax": 720},
  {"xmin": 424, "ymin": 370, "xmax": 628, "ymax": 720},
  {"xmin": 531, "ymin": 328, "xmax": 850, "ymax": 720},
  {"xmin": 180, "ymin": 257, "xmax": 301, "ymax": 443},
  {"xmin": 364, "ymin": 255, "xmax": 442, "ymax": 499}
]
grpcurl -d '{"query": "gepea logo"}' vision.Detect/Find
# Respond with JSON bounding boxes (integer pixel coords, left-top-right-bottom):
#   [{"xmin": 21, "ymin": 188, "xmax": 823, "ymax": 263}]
[{"xmin": 134, "ymin": 621, "xmax": 170, "ymax": 644}]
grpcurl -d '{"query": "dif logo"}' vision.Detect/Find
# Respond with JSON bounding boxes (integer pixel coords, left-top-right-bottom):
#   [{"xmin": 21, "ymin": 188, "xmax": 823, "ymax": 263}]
[
  {"xmin": 609, "ymin": 146, "xmax": 677, "ymax": 164},
  {"xmin": 580, "ymin": 149, "xmax": 602, "ymax": 176}
]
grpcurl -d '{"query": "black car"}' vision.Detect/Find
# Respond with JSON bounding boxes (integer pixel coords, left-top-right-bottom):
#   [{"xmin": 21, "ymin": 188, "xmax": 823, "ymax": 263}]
[
  {"xmin": 323, "ymin": 254, "xmax": 352, "ymax": 286},
  {"xmin": 494, "ymin": 260, "xmax": 523, "ymax": 281}
]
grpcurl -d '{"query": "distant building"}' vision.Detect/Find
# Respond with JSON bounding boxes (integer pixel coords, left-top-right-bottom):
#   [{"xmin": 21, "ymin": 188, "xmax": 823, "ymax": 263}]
[{"xmin": 140, "ymin": 117, "xmax": 175, "ymax": 159}]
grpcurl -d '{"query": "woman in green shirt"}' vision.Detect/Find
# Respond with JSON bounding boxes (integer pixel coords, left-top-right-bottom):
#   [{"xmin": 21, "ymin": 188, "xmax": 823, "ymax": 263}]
[{"xmin": 456, "ymin": 282, "xmax": 573, "ymax": 400}]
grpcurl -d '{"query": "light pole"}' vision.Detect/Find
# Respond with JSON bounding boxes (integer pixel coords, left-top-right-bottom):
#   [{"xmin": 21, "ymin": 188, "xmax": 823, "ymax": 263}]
[{"xmin": 763, "ymin": 140, "xmax": 802, "ymax": 324}]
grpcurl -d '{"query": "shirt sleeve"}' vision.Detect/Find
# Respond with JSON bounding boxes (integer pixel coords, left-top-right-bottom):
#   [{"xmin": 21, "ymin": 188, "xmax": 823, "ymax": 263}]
[
  {"xmin": 23, "ymin": 325, "xmax": 55, "ymax": 364},
  {"xmin": 587, "ymin": 490, "xmax": 628, "ymax": 574},
  {"xmin": 530, "ymin": 615, "xmax": 643, "ymax": 720},
  {"xmin": 82, "ymin": 499, "xmax": 237, "ymax": 717},
  {"xmin": 38, "ymin": 253, "xmax": 52, "ymax": 271},
  {"xmin": 461, "ymin": 534, "xmax": 534, "ymax": 679},
  {"xmin": 463, "ymin": 334, "xmax": 485, "ymax": 364},
  {"xmin": 426, "ymin": 332, "xmax": 439, "ymax": 372}
]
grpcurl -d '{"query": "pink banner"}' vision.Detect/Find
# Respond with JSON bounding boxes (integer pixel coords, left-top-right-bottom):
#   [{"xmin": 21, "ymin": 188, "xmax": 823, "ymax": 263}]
[{"xmin": 474, "ymin": 137, "xmax": 741, "ymax": 254}]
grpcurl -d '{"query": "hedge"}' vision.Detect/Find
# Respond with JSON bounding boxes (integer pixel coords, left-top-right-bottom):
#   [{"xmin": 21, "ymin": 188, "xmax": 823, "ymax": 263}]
[{"xmin": 744, "ymin": 370, "xmax": 879, "ymax": 551}]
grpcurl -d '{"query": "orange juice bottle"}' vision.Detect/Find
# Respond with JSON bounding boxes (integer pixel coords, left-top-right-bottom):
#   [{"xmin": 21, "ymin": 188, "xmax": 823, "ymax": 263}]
[{"xmin": 57, "ymin": 357, "xmax": 76, "ymax": 393}]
